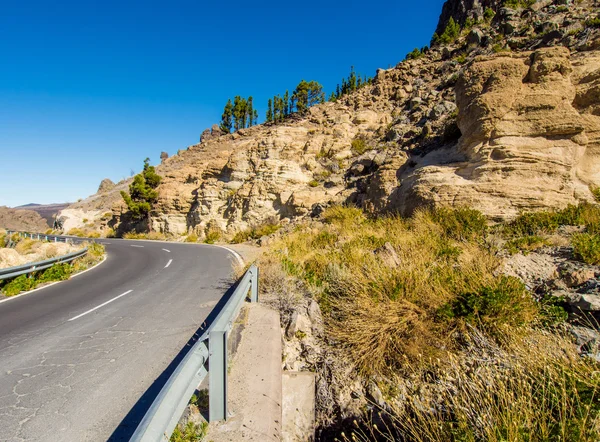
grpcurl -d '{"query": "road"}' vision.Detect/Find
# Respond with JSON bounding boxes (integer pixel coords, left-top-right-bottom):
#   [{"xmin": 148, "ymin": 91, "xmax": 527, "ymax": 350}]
[{"xmin": 0, "ymin": 238, "xmax": 238, "ymax": 441}]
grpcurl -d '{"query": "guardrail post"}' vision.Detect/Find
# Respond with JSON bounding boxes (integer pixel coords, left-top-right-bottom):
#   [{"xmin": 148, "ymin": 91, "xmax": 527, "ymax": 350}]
[
  {"xmin": 208, "ymin": 330, "xmax": 228, "ymax": 422},
  {"xmin": 250, "ymin": 266, "xmax": 259, "ymax": 303}
]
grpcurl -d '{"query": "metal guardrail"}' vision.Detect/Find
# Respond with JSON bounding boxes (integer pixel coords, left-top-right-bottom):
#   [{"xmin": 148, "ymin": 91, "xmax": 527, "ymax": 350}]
[
  {"xmin": 0, "ymin": 248, "xmax": 88, "ymax": 281},
  {"xmin": 130, "ymin": 264, "xmax": 259, "ymax": 442},
  {"xmin": 5, "ymin": 230, "xmax": 71, "ymax": 244}
]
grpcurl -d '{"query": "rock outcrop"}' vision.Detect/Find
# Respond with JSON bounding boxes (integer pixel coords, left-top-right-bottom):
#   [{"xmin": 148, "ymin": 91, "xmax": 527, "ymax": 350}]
[{"xmin": 97, "ymin": 178, "xmax": 115, "ymax": 194}]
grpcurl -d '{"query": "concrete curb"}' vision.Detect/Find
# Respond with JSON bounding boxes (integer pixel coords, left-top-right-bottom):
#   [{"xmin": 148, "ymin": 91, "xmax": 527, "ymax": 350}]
[{"xmin": 207, "ymin": 303, "xmax": 282, "ymax": 441}]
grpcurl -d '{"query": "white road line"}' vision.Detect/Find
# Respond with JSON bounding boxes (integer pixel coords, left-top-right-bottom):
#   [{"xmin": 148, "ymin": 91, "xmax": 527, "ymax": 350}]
[
  {"xmin": 212, "ymin": 245, "xmax": 245, "ymax": 268},
  {"xmin": 131, "ymin": 245, "xmax": 144, "ymax": 248},
  {"xmin": 162, "ymin": 248, "xmax": 171, "ymax": 253},
  {"xmin": 165, "ymin": 259, "xmax": 173, "ymax": 268},
  {"xmin": 68, "ymin": 290, "xmax": 133, "ymax": 321}
]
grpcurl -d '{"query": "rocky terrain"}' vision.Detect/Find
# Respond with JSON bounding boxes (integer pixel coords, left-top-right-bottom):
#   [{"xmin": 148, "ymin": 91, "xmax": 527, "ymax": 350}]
[
  {"xmin": 0, "ymin": 207, "xmax": 50, "ymax": 232},
  {"xmin": 59, "ymin": 0, "xmax": 600, "ymax": 239},
  {"xmin": 15, "ymin": 203, "xmax": 70, "ymax": 226}
]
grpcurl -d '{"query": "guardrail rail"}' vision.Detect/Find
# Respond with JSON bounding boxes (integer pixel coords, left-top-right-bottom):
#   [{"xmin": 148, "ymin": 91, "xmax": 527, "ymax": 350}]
[
  {"xmin": 1, "ymin": 231, "xmax": 87, "ymax": 281},
  {"xmin": 131, "ymin": 264, "xmax": 259, "ymax": 442}
]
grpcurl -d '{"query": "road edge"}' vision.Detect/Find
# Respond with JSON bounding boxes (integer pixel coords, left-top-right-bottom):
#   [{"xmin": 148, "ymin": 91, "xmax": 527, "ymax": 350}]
[{"xmin": 0, "ymin": 253, "xmax": 108, "ymax": 305}]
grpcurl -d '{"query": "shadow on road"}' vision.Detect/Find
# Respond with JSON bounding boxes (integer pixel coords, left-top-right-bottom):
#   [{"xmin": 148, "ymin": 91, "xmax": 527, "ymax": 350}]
[{"xmin": 107, "ymin": 276, "xmax": 239, "ymax": 441}]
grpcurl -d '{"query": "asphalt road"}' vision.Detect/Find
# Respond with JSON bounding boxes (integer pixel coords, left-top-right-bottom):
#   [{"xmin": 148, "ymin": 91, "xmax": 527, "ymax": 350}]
[{"xmin": 0, "ymin": 238, "xmax": 238, "ymax": 441}]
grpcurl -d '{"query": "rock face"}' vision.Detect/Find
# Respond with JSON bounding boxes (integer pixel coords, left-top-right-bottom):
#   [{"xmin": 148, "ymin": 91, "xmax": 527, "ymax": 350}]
[
  {"xmin": 0, "ymin": 207, "xmax": 49, "ymax": 232},
  {"xmin": 435, "ymin": 0, "xmax": 502, "ymax": 36},
  {"xmin": 63, "ymin": 0, "xmax": 600, "ymax": 236},
  {"xmin": 391, "ymin": 47, "xmax": 600, "ymax": 219},
  {"xmin": 97, "ymin": 178, "xmax": 115, "ymax": 194}
]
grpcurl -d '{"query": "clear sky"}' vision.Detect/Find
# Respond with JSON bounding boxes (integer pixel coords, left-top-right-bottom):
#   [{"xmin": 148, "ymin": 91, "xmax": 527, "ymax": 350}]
[{"xmin": 0, "ymin": 0, "xmax": 445, "ymax": 207}]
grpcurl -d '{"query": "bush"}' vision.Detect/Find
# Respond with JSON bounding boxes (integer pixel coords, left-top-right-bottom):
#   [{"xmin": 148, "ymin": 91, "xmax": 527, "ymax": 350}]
[
  {"xmin": 185, "ymin": 233, "xmax": 199, "ymax": 243},
  {"xmin": 39, "ymin": 263, "xmax": 72, "ymax": 283},
  {"xmin": 591, "ymin": 186, "xmax": 600, "ymax": 203},
  {"xmin": 123, "ymin": 231, "xmax": 166, "ymax": 240},
  {"xmin": 504, "ymin": 0, "xmax": 535, "ymax": 8},
  {"xmin": 308, "ymin": 179, "xmax": 319, "ymax": 187},
  {"xmin": 504, "ymin": 204, "xmax": 600, "ymax": 237},
  {"xmin": 433, "ymin": 17, "xmax": 461, "ymax": 45},
  {"xmin": 15, "ymin": 238, "xmax": 36, "ymax": 255},
  {"xmin": 572, "ymin": 233, "xmax": 600, "ymax": 265},
  {"xmin": 484, "ymin": 6, "xmax": 495, "ymax": 21},
  {"xmin": 350, "ymin": 137, "xmax": 369, "ymax": 155},
  {"xmin": 505, "ymin": 235, "xmax": 549, "ymax": 255},
  {"xmin": 204, "ymin": 223, "xmax": 222, "ymax": 244},
  {"xmin": 231, "ymin": 222, "xmax": 281, "ymax": 244},
  {"xmin": 170, "ymin": 421, "xmax": 207, "ymax": 442},
  {"xmin": 431, "ymin": 207, "xmax": 488, "ymax": 241},
  {"xmin": 67, "ymin": 228, "xmax": 86, "ymax": 237},
  {"xmin": 439, "ymin": 275, "xmax": 537, "ymax": 331},
  {"xmin": 1, "ymin": 275, "xmax": 36, "ymax": 297}
]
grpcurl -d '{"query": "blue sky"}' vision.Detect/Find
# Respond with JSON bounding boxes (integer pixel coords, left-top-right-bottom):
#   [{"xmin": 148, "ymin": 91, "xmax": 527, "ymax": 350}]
[{"xmin": 0, "ymin": 0, "xmax": 445, "ymax": 207}]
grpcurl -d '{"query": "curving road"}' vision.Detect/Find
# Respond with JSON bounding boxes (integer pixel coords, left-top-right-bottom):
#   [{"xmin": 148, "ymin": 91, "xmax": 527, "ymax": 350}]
[{"xmin": 0, "ymin": 238, "xmax": 238, "ymax": 441}]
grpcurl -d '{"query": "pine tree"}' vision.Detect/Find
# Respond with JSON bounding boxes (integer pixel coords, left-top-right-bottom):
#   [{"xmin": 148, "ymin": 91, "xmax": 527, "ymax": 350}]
[
  {"xmin": 283, "ymin": 90, "xmax": 289, "ymax": 117},
  {"xmin": 247, "ymin": 97, "xmax": 254, "ymax": 128},
  {"xmin": 120, "ymin": 158, "xmax": 162, "ymax": 231},
  {"xmin": 266, "ymin": 98, "xmax": 273, "ymax": 123},
  {"xmin": 219, "ymin": 99, "xmax": 233, "ymax": 133}
]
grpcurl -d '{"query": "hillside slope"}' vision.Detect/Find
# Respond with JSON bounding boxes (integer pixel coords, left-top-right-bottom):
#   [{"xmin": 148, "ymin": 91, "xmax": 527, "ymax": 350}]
[
  {"xmin": 61, "ymin": 0, "xmax": 600, "ymax": 238},
  {"xmin": 0, "ymin": 207, "xmax": 49, "ymax": 232}
]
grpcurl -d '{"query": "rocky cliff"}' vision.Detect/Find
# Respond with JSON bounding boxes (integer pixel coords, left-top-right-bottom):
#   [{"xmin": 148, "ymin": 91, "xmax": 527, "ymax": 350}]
[{"xmin": 62, "ymin": 0, "xmax": 600, "ymax": 237}]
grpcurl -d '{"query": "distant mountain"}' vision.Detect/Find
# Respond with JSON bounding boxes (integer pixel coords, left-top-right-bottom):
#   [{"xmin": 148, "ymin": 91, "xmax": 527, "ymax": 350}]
[{"xmin": 14, "ymin": 203, "xmax": 71, "ymax": 226}]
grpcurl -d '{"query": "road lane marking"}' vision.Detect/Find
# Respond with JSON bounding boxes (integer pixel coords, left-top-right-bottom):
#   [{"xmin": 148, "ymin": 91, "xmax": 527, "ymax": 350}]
[
  {"xmin": 212, "ymin": 245, "xmax": 245, "ymax": 268},
  {"xmin": 162, "ymin": 248, "xmax": 171, "ymax": 253},
  {"xmin": 131, "ymin": 245, "xmax": 144, "ymax": 248},
  {"xmin": 165, "ymin": 259, "xmax": 173, "ymax": 268},
  {"xmin": 68, "ymin": 290, "xmax": 133, "ymax": 321}
]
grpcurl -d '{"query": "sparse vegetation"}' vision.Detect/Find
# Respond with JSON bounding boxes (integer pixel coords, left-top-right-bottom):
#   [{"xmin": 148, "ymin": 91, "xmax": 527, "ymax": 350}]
[
  {"xmin": 0, "ymin": 242, "xmax": 105, "ymax": 297},
  {"xmin": 231, "ymin": 222, "xmax": 280, "ymax": 244},
  {"xmin": 432, "ymin": 17, "xmax": 461, "ymax": 45},
  {"xmin": 204, "ymin": 222, "xmax": 222, "ymax": 244},
  {"xmin": 260, "ymin": 203, "xmax": 600, "ymax": 440},
  {"xmin": 170, "ymin": 421, "xmax": 207, "ymax": 442},
  {"xmin": 504, "ymin": 0, "xmax": 536, "ymax": 8},
  {"xmin": 123, "ymin": 231, "xmax": 167, "ymax": 241},
  {"xmin": 350, "ymin": 137, "xmax": 369, "ymax": 155},
  {"xmin": 185, "ymin": 233, "xmax": 199, "ymax": 243},
  {"xmin": 572, "ymin": 233, "xmax": 600, "ymax": 265}
]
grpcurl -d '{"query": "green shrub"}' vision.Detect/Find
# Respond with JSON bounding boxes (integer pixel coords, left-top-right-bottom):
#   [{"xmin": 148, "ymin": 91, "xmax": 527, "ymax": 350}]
[
  {"xmin": 39, "ymin": 263, "xmax": 72, "ymax": 283},
  {"xmin": 433, "ymin": 17, "xmax": 461, "ymax": 45},
  {"xmin": 231, "ymin": 222, "xmax": 280, "ymax": 244},
  {"xmin": 484, "ymin": 7, "xmax": 495, "ymax": 21},
  {"xmin": 431, "ymin": 207, "xmax": 488, "ymax": 241},
  {"xmin": 350, "ymin": 137, "xmax": 369, "ymax": 155},
  {"xmin": 170, "ymin": 421, "xmax": 207, "ymax": 442},
  {"xmin": 185, "ymin": 233, "xmax": 199, "ymax": 243},
  {"xmin": 308, "ymin": 179, "xmax": 319, "ymax": 188},
  {"xmin": 322, "ymin": 206, "xmax": 366, "ymax": 226},
  {"xmin": 505, "ymin": 235, "xmax": 549, "ymax": 255},
  {"xmin": 405, "ymin": 47, "xmax": 427, "ymax": 60},
  {"xmin": 572, "ymin": 233, "xmax": 600, "ymax": 265},
  {"xmin": 591, "ymin": 186, "xmax": 600, "ymax": 203},
  {"xmin": 2, "ymin": 275, "xmax": 37, "ymax": 297},
  {"xmin": 204, "ymin": 222, "xmax": 222, "ymax": 244},
  {"xmin": 504, "ymin": 0, "xmax": 535, "ymax": 8},
  {"xmin": 586, "ymin": 17, "xmax": 600, "ymax": 28},
  {"xmin": 439, "ymin": 275, "xmax": 537, "ymax": 331}
]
